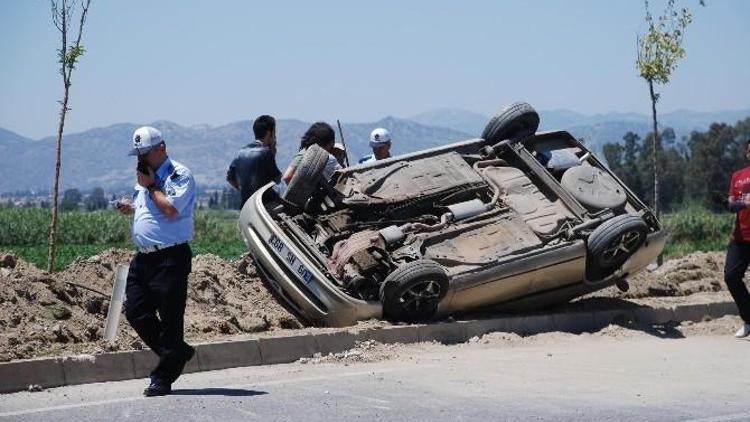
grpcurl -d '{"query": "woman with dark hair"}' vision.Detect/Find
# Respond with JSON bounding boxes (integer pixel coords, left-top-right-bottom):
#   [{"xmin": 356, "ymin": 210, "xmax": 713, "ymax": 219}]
[{"xmin": 282, "ymin": 121, "xmax": 342, "ymax": 184}]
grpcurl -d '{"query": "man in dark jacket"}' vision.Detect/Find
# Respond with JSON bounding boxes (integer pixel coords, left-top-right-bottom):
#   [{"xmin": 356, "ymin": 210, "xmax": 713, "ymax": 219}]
[{"xmin": 227, "ymin": 115, "xmax": 282, "ymax": 206}]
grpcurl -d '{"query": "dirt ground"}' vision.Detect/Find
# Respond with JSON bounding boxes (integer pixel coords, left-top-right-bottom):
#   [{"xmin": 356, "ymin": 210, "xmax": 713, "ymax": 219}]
[
  {"xmin": 0, "ymin": 250, "xmax": 301, "ymax": 362},
  {"xmin": 297, "ymin": 315, "xmax": 745, "ymax": 365},
  {"xmin": 0, "ymin": 249, "xmax": 736, "ymax": 363}
]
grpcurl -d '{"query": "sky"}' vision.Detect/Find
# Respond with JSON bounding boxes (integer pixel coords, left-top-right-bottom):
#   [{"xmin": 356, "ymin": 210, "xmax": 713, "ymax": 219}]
[{"xmin": 1, "ymin": 0, "xmax": 749, "ymax": 139}]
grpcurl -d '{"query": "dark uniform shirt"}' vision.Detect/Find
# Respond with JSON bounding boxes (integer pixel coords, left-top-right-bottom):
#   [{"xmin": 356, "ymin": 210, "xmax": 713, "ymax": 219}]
[{"xmin": 227, "ymin": 141, "xmax": 281, "ymax": 206}]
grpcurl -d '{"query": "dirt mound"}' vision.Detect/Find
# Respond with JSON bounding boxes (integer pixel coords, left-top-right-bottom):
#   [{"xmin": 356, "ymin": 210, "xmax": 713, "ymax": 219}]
[
  {"xmin": 592, "ymin": 252, "xmax": 726, "ymax": 299},
  {"xmin": 0, "ymin": 250, "xmax": 301, "ymax": 362},
  {"xmin": 0, "ymin": 249, "xmax": 735, "ymax": 363}
]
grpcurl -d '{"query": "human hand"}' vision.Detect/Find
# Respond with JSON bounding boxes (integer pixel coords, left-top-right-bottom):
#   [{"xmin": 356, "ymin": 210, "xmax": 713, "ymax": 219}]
[
  {"xmin": 136, "ymin": 164, "xmax": 155, "ymax": 188},
  {"xmin": 113, "ymin": 197, "xmax": 134, "ymax": 215}
]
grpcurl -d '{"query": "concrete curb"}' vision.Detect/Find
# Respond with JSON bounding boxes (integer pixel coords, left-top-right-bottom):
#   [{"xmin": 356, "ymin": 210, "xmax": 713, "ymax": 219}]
[{"xmin": 0, "ymin": 300, "xmax": 739, "ymax": 394}]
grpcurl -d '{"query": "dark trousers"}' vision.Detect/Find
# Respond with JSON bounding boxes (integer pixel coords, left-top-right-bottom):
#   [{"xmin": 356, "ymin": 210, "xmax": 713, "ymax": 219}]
[
  {"xmin": 724, "ymin": 240, "xmax": 750, "ymax": 323},
  {"xmin": 125, "ymin": 243, "xmax": 192, "ymax": 384}
]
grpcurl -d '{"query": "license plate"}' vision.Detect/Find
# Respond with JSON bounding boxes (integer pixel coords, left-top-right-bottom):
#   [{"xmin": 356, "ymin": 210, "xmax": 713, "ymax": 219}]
[{"xmin": 267, "ymin": 233, "xmax": 314, "ymax": 284}]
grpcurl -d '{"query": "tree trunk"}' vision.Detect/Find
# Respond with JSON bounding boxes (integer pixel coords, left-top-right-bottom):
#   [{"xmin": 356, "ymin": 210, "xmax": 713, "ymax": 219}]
[
  {"xmin": 648, "ymin": 80, "xmax": 662, "ymax": 266},
  {"xmin": 47, "ymin": 87, "xmax": 69, "ymax": 273}
]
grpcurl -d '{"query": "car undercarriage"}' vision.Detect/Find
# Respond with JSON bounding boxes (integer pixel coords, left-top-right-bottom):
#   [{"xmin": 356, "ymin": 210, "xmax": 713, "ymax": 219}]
[{"xmin": 240, "ymin": 102, "xmax": 665, "ymax": 326}]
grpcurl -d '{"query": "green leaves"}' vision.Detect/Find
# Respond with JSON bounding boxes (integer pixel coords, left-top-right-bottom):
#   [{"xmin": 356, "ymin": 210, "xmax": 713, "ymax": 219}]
[
  {"xmin": 636, "ymin": 0, "xmax": 694, "ymax": 84},
  {"xmin": 57, "ymin": 45, "xmax": 85, "ymax": 73}
]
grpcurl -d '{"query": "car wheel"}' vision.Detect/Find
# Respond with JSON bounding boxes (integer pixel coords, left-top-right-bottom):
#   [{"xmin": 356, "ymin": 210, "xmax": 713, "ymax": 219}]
[
  {"xmin": 379, "ymin": 260, "xmax": 449, "ymax": 323},
  {"xmin": 586, "ymin": 215, "xmax": 648, "ymax": 281},
  {"xmin": 283, "ymin": 144, "xmax": 329, "ymax": 208},
  {"xmin": 481, "ymin": 102, "xmax": 540, "ymax": 144}
]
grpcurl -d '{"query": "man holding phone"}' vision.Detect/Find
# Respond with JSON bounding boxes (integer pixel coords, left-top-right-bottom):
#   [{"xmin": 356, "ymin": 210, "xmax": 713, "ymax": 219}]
[{"xmin": 115, "ymin": 126, "xmax": 196, "ymax": 396}]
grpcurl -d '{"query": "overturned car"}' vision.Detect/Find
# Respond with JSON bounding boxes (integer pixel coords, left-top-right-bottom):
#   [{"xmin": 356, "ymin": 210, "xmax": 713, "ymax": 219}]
[{"xmin": 239, "ymin": 103, "xmax": 665, "ymax": 326}]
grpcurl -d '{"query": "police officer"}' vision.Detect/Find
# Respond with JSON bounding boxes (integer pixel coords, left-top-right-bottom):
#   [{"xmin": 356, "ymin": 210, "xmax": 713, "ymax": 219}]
[
  {"xmin": 116, "ymin": 126, "xmax": 196, "ymax": 396},
  {"xmin": 358, "ymin": 128, "xmax": 392, "ymax": 164}
]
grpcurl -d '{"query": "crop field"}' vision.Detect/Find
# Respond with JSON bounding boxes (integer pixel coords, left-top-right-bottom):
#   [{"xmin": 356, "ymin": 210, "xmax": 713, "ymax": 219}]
[
  {"xmin": 0, "ymin": 205, "xmax": 733, "ymax": 271},
  {"xmin": 0, "ymin": 208, "xmax": 245, "ymax": 271},
  {"xmin": 660, "ymin": 204, "xmax": 733, "ymax": 257}
]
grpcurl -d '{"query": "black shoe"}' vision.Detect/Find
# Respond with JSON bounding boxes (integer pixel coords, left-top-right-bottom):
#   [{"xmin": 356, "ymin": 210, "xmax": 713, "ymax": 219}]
[{"xmin": 143, "ymin": 380, "xmax": 171, "ymax": 397}]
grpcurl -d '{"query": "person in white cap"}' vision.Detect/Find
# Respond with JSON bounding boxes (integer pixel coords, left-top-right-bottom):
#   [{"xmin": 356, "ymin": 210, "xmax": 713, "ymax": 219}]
[
  {"xmin": 358, "ymin": 128, "xmax": 392, "ymax": 164},
  {"xmin": 115, "ymin": 126, "xmax": 196, "ymax": 397},
  {"xmin": 332, "ymin": 142, "xmax": 348, "ymax": 167}
]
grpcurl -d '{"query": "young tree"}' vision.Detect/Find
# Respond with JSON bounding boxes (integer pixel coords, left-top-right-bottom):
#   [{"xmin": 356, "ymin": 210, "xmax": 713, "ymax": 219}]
[
  {"xmin": 47, "ymin": 0, "xmax": 92, "ymax": 272},
  {"xmin": 636, "ymin": 0, "xmax": 701, "ymax": 219}
]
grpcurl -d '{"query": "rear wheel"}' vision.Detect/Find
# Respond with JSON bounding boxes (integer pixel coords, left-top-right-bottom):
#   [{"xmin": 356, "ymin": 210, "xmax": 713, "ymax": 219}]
[
  {"xmin": 481, "ymin": 102, "xmax": 540, "ymax": 144},
  {"xmin": 379, "ymin": 260, "xmax": 449, "ymax": 323},
  {"xmin": 283, "ymin": 145, "xmax": 329, "ymax": 208},
  {"xmin": 586, "ymin": 215, "xmax": 648, "ymax": 281}
]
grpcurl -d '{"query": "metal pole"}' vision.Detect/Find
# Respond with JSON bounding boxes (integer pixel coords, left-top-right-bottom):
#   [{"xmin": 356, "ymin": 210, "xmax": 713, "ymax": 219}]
[{"xmin": 336, "ymin": 119, "xmax": 350, "ymax": 167}]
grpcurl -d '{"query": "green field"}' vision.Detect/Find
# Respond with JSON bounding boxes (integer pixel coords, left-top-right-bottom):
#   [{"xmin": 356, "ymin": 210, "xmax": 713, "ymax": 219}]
[
  {"xmin": 0, "ymin": 205, "xmax": 734, "ymax": 271},
  {"xmin": 0, "ymin": 208, "xmax": 246, "ymax": 271}
]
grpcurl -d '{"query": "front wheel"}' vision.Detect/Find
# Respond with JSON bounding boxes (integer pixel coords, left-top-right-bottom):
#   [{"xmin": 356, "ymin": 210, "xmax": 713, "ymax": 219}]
[{"xmin": 379, "ymin": 260, "xmax": 449, "ymax": 323}]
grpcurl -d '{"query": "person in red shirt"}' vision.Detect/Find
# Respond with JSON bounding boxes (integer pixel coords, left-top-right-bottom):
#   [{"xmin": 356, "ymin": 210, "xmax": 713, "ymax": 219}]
[{"xmin": 725, "ymin": 140, "xmax": 750, "ymax": 338}]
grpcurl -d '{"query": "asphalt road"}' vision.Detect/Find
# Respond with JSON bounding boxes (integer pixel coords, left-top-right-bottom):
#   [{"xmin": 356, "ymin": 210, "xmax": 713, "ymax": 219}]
[{"xmin": 1, "ymin": 333, "xmax": 749, "ymax": 421}]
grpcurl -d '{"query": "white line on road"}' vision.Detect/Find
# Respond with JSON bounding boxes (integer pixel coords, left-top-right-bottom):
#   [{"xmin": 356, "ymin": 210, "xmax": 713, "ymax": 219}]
[
  {"xmin": 0, "ymin": 396, "xmax": 144, "ymax": 418},
  {"xmin": 683, "ymin": 412, "xmax": 750, "ymax": 422},
  {"xmin": 0, "ymin": 364, "xmax": 436, "ymax": 418}
]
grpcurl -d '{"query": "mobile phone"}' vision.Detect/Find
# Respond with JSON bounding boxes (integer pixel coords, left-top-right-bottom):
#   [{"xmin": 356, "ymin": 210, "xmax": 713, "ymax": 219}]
[{"xmin": 137, "ymin": 161, "xmax": 149, "ymax": 175}]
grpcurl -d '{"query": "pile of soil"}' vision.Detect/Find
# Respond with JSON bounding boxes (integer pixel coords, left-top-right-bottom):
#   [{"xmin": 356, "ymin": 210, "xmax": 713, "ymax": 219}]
[
  {"xmin": 591, "ymin": 252, "xmax": 727, "ymax": 299},
  {"xmin": 0, "ymin": 249, "xmax": 735, "ymax": 363},
  {"xmin": 0, "ymin": 250, "xmax": 301, "ymax": 362}
]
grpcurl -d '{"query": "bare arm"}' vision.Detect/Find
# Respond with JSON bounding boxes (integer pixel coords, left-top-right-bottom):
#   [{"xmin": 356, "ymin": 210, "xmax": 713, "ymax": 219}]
[{"xmin": 282, "ymin": 166, "xmax": 295, "ymax": 184}]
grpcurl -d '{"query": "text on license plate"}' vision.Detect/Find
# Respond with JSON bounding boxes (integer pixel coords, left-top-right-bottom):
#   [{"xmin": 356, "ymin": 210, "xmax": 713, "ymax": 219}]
[{"xmin": 267, "ymin": 233, "xmax": 314, "ymax": 284}]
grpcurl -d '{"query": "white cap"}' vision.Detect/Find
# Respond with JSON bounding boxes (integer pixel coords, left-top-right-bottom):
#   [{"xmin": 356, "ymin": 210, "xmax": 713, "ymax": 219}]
[
  {"xmin": 369, "ymin": 128, "xmax": 391, "ymax": 148},
  {"xmin": 333, "ymin": 142, "xmax": 346, "ymax": 151},
  {"xmin": 128, "ymin": 126, "xmax": 163, "ymax": 156}
]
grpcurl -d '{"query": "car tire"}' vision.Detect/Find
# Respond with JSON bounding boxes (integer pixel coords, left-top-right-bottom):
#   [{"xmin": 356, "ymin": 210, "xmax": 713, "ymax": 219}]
[
  {"xmin": 481, "ymin": 102, "xmax": 540, "ymax": 144},
  {"xmin": 586, "ymin": 215, "xmax": 648, "ymax": 281},
  {"xmin": 379, "ymin": 259, "xmax": 449, "ymax": 323},
  {"xmin": 283, "ymin": 145, "xmax": 329, "ymax": 208}
]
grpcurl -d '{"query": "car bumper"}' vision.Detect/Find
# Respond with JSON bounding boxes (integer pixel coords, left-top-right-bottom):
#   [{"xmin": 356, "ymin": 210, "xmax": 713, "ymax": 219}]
[{"xmin": 239, "ymin": 183, "xmax": 381, "ymax": 327}]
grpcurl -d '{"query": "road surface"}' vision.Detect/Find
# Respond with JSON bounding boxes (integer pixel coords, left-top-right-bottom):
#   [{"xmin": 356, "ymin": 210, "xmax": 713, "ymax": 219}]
[{"xmin": 1, "ymin": 323, "xmax": 749, "ymax": 421}]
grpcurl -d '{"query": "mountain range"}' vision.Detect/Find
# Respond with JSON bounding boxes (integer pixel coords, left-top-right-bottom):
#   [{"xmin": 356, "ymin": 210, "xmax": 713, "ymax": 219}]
[{"xmin": 1, "ymin": 107, "xmax": 748, "ymax": 194}]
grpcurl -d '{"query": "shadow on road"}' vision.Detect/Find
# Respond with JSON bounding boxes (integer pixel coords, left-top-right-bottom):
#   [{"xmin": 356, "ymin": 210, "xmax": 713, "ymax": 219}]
[
  {"xmin": 171, "ymin": 388, "xmax": 268, "ymax": 397},
  {"xmin": 612, "ymin": 321, "xmax": 686, "ymax": 339}
]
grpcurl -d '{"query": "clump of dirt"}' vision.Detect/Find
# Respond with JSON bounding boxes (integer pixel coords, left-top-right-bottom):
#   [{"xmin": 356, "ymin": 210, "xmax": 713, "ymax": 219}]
[
  {"xmin": 0, "ymin": 250, "xmax": 301, "ymax": 362},
  {"xmin": 298, "ymin": 340, "xmax": 401, "ymax": 364},
  {"xmin": 592, "ymin": 252, "xmax": 726, "ymax": 299}
]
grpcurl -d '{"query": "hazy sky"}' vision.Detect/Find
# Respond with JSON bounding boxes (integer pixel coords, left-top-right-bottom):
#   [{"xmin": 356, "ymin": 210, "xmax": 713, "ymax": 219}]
[{"xmin": 1, "ymin": 0, "xmax": 748, "ymax": 139}]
